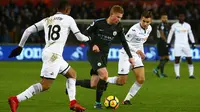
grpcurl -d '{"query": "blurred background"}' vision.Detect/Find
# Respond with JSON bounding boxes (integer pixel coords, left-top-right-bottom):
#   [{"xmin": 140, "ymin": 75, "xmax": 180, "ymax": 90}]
[{"xmin": 0, "ymin": 0, "xmax": 200, "ymax": 61}]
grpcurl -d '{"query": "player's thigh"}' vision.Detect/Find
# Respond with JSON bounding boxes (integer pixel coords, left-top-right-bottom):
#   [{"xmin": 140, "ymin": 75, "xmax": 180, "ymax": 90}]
[
  {"xmin": 118, "ymin": 51, "xmax": 131, "ymax": 74},
  {"xmin": 87, "ymin": 51, "xmax": 107, "ymax": 71},
  {"xmin": 183, "ymin": 44, "xmax": 192, "ymax": 57},
  {"xmin": 40, "ymin": 51, "xmax": 61, "ymax": 79},
  {"xmin": 174, "ymin": 45, "xmax": 182, "ymax": 57}
]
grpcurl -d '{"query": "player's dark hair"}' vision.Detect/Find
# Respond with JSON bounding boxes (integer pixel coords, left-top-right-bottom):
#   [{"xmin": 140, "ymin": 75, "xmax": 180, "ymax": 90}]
[
  {"xmin": 141, "ymin": 10, "xmax": 153, "ymax": 18},
  {"xmin": 177, "ymin": 10, "xmax": 186, "ymax": 16},
  {"xmin": 57, "ymin": 0, "xmax": 70, "ymax": 11},
  {"xmin": 110, "ymin": 5, "xmax": 124, "ymax": 14},
  {"xmin": 160, "ymin": 12, "xmax": 167, "ymax": 18}
]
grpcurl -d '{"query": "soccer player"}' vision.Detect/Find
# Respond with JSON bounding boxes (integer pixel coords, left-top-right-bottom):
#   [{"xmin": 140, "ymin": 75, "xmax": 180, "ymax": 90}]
[
  {"xmin": 8, "ymin": 1, "xmax": 88, "ymax": 112},
  {"xmin": 153, "ymin": 13, "xmax": 170, "ymax": 78},
  {"xmin": 167, "ymin": 11, "xmax": 196, "ymax": 79},
  {"xmin": 66, "ymin": 5, "xmax": 134, "ymax": 109},
  {"xmin": 107, "ymin": 11, "xmax": 152, "ymax": 105}
]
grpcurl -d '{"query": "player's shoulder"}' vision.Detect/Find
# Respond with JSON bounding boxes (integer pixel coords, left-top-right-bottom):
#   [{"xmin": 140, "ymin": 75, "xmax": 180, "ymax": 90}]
[
  {"xmin": 183, "ymin": 22, "xmax": 191, "ymax": 27},
  {"xmin": 172, "ymin": 22, "xmax": 179, "ymax": 27},
  {"xmin": 148, "ymin": 24, "xmax": 152, "ymax": 30},
  {"xmin": 94, "ymin": 18, "xmax": 106, "ymax": 24}
]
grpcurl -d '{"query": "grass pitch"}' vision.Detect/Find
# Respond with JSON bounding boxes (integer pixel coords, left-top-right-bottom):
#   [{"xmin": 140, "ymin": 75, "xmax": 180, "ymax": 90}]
[{"xmin": 0, "ymin": 61, "xmax": 200, "ymax": 112}]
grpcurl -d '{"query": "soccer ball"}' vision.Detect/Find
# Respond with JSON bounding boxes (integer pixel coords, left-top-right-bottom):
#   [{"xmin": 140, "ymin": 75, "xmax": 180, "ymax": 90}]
[{"xmin": 104, "ymin": 95, "xmax": 119, "ymax": 109}]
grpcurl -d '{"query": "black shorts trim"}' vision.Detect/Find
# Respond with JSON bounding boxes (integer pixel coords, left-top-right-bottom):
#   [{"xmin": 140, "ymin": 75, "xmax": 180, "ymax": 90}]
[
  {"xmin": 34, "ymin": 24, "xmax": 39, "ymax": 32},
  {"xmin": 133, "ymin": 66, "xmax": 144, "ymax": 69},
  {"xmin": 74, "ymin": 31, "xmax": 80, "ymax": 35},
  {"xmin": 60, "ymin": 65, "xmax": 70, "ymax": 74},
  {"xmin": 118, "ymin": 74, "xmax": 128, "ymax": 76},
  {"xmin": 40, "ymin": 76, "xmax": 55, "ymax": 80}
]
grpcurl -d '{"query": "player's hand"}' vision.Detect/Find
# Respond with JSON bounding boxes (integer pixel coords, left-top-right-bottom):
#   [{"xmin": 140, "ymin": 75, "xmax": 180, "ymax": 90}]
[
  {"xmin": 92, "ymin": 45, "xmax": 100, "ymax": 52},
  {"xmin": 8, "ymin": 46, "xmax": 23, "ymax": 58},
  {"xmin": 191, "ymin": 43, "xmax": 196, "ymax": 49},
  {"xmin": 136, "ymin": 50, "xmax": 145, "ymax": 60},
  {"xmin": 128, "ymin": 58, "xmax": 135, "ymax": 68}
]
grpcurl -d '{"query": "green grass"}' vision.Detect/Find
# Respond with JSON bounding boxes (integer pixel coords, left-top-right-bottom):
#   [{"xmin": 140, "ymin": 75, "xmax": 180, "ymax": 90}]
[{"xmin": 0, "ymin": 61, "xmax": 200, "ymax": 112}]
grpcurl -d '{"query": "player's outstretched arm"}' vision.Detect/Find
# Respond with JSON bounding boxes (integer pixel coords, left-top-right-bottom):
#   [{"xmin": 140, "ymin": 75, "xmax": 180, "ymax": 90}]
[{"xmin": 8, "ymin": 19, "xmax": 44, "ymax": 58}]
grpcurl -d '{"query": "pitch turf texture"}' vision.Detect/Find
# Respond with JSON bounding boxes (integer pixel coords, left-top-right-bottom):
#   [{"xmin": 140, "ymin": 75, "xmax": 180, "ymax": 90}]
[{"xmin": 0, "ymin": 61, "xmax": 200, "ymax": 112}]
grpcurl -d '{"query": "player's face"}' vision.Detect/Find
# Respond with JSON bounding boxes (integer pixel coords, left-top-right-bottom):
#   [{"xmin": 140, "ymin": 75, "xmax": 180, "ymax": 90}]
[
  {"xmin": 161, "ymin": 15, "xmax": 168, "ymax": 23},
  {"xmin": 178, "ymin": 14, "xmax": 185, "ymax": 23},
  {"xmin": 110, "ymin": 12, "xmax": 123, "ymax": 24},
  {"xmin": 140, "ymin": 16, "xmax": 152, "ymax": 29}
]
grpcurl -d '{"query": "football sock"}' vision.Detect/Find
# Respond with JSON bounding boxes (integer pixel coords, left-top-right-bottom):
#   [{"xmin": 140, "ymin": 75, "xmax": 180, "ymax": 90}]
[
  {"xmin": 76, "ymin": 79, "xmax": 92, "ymax": 89},
  {"xmin": 188, "ymin": 64, "xmax": 194, "ymax": 76},
  {"xmin": 160, "ymin": 58, "xmax": 169, "ymax": 74},
  {"xmin": 66, "ymin": 78, "xmax": 76, "ymax": 101},
  {"xmin": 174, "ymin": 64, "xmax": 180, "ymax": 77},
  {"xmin": 17, "ymin": 83, "xmax": 42, "ymax": 102},
  {"xmin": 107, "ymin": 76, "xmax": 118, "ymax": 84},
  {"xmin": 124, "ymin": 81, "xmax": 142, "ymax": 101},
  {"xmin": 157, "ymin": 59, "xmax": 164, "ymax": 69},
  {"xmin": 96, "ymin": 79, "xmax": 106, "ymax": 103}
]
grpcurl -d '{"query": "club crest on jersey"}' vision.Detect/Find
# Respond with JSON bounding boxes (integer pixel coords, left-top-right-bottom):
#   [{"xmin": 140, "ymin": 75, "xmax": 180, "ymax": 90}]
[{"xmin": 113, "ymin": 31, "xmax": 117, "ymax": 36}]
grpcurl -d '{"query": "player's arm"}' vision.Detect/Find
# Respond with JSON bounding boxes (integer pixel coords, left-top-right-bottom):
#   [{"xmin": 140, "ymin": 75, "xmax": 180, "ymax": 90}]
[
  {"xmin": 8, "ymin": 19, "xmax": 45, "ymax": 58},
  {"xmin": 119, "ymin": 28, "xmax": 132, "ymax": 58},
  {"xmin": 159, "ymin": 24, "xmax": 167, "ymax": 42},
  {"xmin": 69, "ymin": 17, "xmax": 90, "ymax": 42},
  {"xmin": 188, "ymin": 25, "xmax": 196, "ymax": 48},
  {"xmin": 166, "ymin": 24, "xmax": 175, "ymax": 48}
]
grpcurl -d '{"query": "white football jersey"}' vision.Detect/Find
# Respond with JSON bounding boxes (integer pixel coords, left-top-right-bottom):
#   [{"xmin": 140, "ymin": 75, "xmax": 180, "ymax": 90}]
[
  {"xmin": 167, "ymin": 22, "xmax": 195, "ymax": 45},
  {"xmin": 19, "ymin": 12, "xmax": 89, "ymax": 56},
  {"xmin": 122, "ymin": 23, "xmax": 152, "ymax": 53},
  {"xmin": 35, "ymin": 13, "xmax": 81, "ymax": 55}
]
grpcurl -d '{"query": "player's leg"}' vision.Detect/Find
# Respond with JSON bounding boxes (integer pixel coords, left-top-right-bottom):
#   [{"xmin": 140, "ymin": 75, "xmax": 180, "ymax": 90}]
[
  {"xmin": 183, "ymin": 45, "xmax": 195, "ymax": 78},
  {"xmin": 76, "ymin": 69, "xmax": 99, "ymax": 89},
  {"xmin": 63, "ymin": 67, "xmax": 86, "ymax": 111},
  {"xmin": 107, "ymin": 50, "xmax": 130, "ymax": 85},
  {"xmin": 174, "ymin": 45, "xmax": 182, "ymax": 79},
  {"xmin": 59, "ymin": 58, "xmax": 86, "ymax": 111},
  {"xmin": 8, "ymin": 51, "xmax": 58, "ymax": 112},
  {"xmin": 160, "ymin": 56, "xmax": 169, "ymax": 77},
  {"xmin": 123, "ymin": 56, "xmax": 144, "ymax": 105},
  {"xmin": 123, "ymin": 67, "xmax": 144, "ymax": 105},
  {"xmin": 95, "ymin": 67, "xmax": 108, "ymax": 109}
]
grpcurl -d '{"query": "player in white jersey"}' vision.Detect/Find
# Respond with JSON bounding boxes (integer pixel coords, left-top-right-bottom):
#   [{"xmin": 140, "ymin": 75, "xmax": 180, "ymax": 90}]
[
  {"xmin": 107, "ymin": 11, "xmax": 152, "ymax": 105},
  {"xmin": 8, "ymin": 1, "xmax": 88, "ymax": 112},
  {"xmin": 167, "ymin": 11, "xmax": 196, "ymax": 79}
]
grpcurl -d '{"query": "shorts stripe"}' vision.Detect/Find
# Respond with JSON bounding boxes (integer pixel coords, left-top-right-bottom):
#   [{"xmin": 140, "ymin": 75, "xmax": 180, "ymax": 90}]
[
  {"xmin": 60, "ymin": 65, "xmax": 70, "ymax": 74},
  {"xmin": 133, "ymin": 66, "xmax": 144, "ymax": 69},
  {"xmin": 40, "ymin": 76, "xmax": 55, "ymax": 80}
]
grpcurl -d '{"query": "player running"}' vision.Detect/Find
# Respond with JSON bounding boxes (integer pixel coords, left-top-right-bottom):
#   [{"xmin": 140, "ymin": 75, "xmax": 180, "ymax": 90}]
[
  {"xmin": 66, "ymin": 5, "xmax": 134, "ymax": 109},
  {"xmin": 8, "ymin": 1, "xmax": 88, "ymax": 112},
  {"xmin": 107, "ymin": 11, "xmax": 152, "ymax": 105},
  {"xmin": 167, "ymin": 11, "xmax": 196, "ymax": 79}
]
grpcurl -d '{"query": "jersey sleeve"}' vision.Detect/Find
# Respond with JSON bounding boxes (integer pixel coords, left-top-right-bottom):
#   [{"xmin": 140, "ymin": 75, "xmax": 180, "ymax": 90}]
[
  {"xmin": 84, "ymin": 21, "xmax": 97, "ymax": 37},
  {"xmin": 188, "ymin": 24, "xmax": 195, "ymax": 43},
  {"xmin": 167, "ymin": 24, "xmax": 175, "ymax": 44},
  {"xmin": 69, "ymin": 17, "xmax": 80, "ymax": 34},
  {"xmin": 125, "ymin": 26, "xmax": 136, "ymax": 41},
  {"xmin": 18, "ymin": 19, "xmax": 45, "ymax": 47},
  {"xmin": 119, "ymin": 27, "xmax": 132, "ymax": 58}
]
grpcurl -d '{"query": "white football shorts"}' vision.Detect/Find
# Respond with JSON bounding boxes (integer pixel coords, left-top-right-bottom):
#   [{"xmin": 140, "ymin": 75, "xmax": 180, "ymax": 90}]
[
  {"xmin": 40, "ymin": 50, "xmax": 70, "ymax": 79},
  {"xmin": 174, "ymin": 43, "xmax": 192, "ymax": 57},
  {"xmin": 118, "ymin": 49, "xmax": 144, "ymax": 74}
]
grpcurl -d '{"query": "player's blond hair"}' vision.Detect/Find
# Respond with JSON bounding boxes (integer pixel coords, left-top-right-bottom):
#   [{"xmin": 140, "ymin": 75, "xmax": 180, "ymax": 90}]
[{"xmin": 110, "ymin": 5, "xmax": 124, "ymax": 15}]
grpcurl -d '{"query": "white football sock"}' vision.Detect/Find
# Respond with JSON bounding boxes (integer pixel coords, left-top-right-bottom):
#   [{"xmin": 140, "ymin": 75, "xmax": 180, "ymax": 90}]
[
  {"xmin": 124, "ymin": 81, "xmax": 142, "ymax": 101},
  {"xmin": 107, "ymin": 76, "xmax": 118, "ymax": 84},
  {"xmin": 188, "ymin": 64, "xmax": 194, "ymax": 76},
  {"xmin": 66, "ymin": 78, "xmax": 76, "ymax": 101},
  {"xmin": 17, "ymin": 83, "xmax": 42, "ymax": 102},
  {"xmin": 174, "ymin": 64, "xmax": 180, "ymax": 77}
]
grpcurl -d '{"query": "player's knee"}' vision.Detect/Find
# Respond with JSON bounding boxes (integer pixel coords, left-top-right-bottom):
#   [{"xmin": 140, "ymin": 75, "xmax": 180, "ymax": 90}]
[
  {"xmin": 41, "ymin": 84, "xmax": 51, "ymax": 91},
  {"xmin": 117, "ymin": 79, "xmax": 126, "ymax": 86},
  {"xmin": 137, "ymin": 77, "xmax": 145, "ymax": 84}
]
